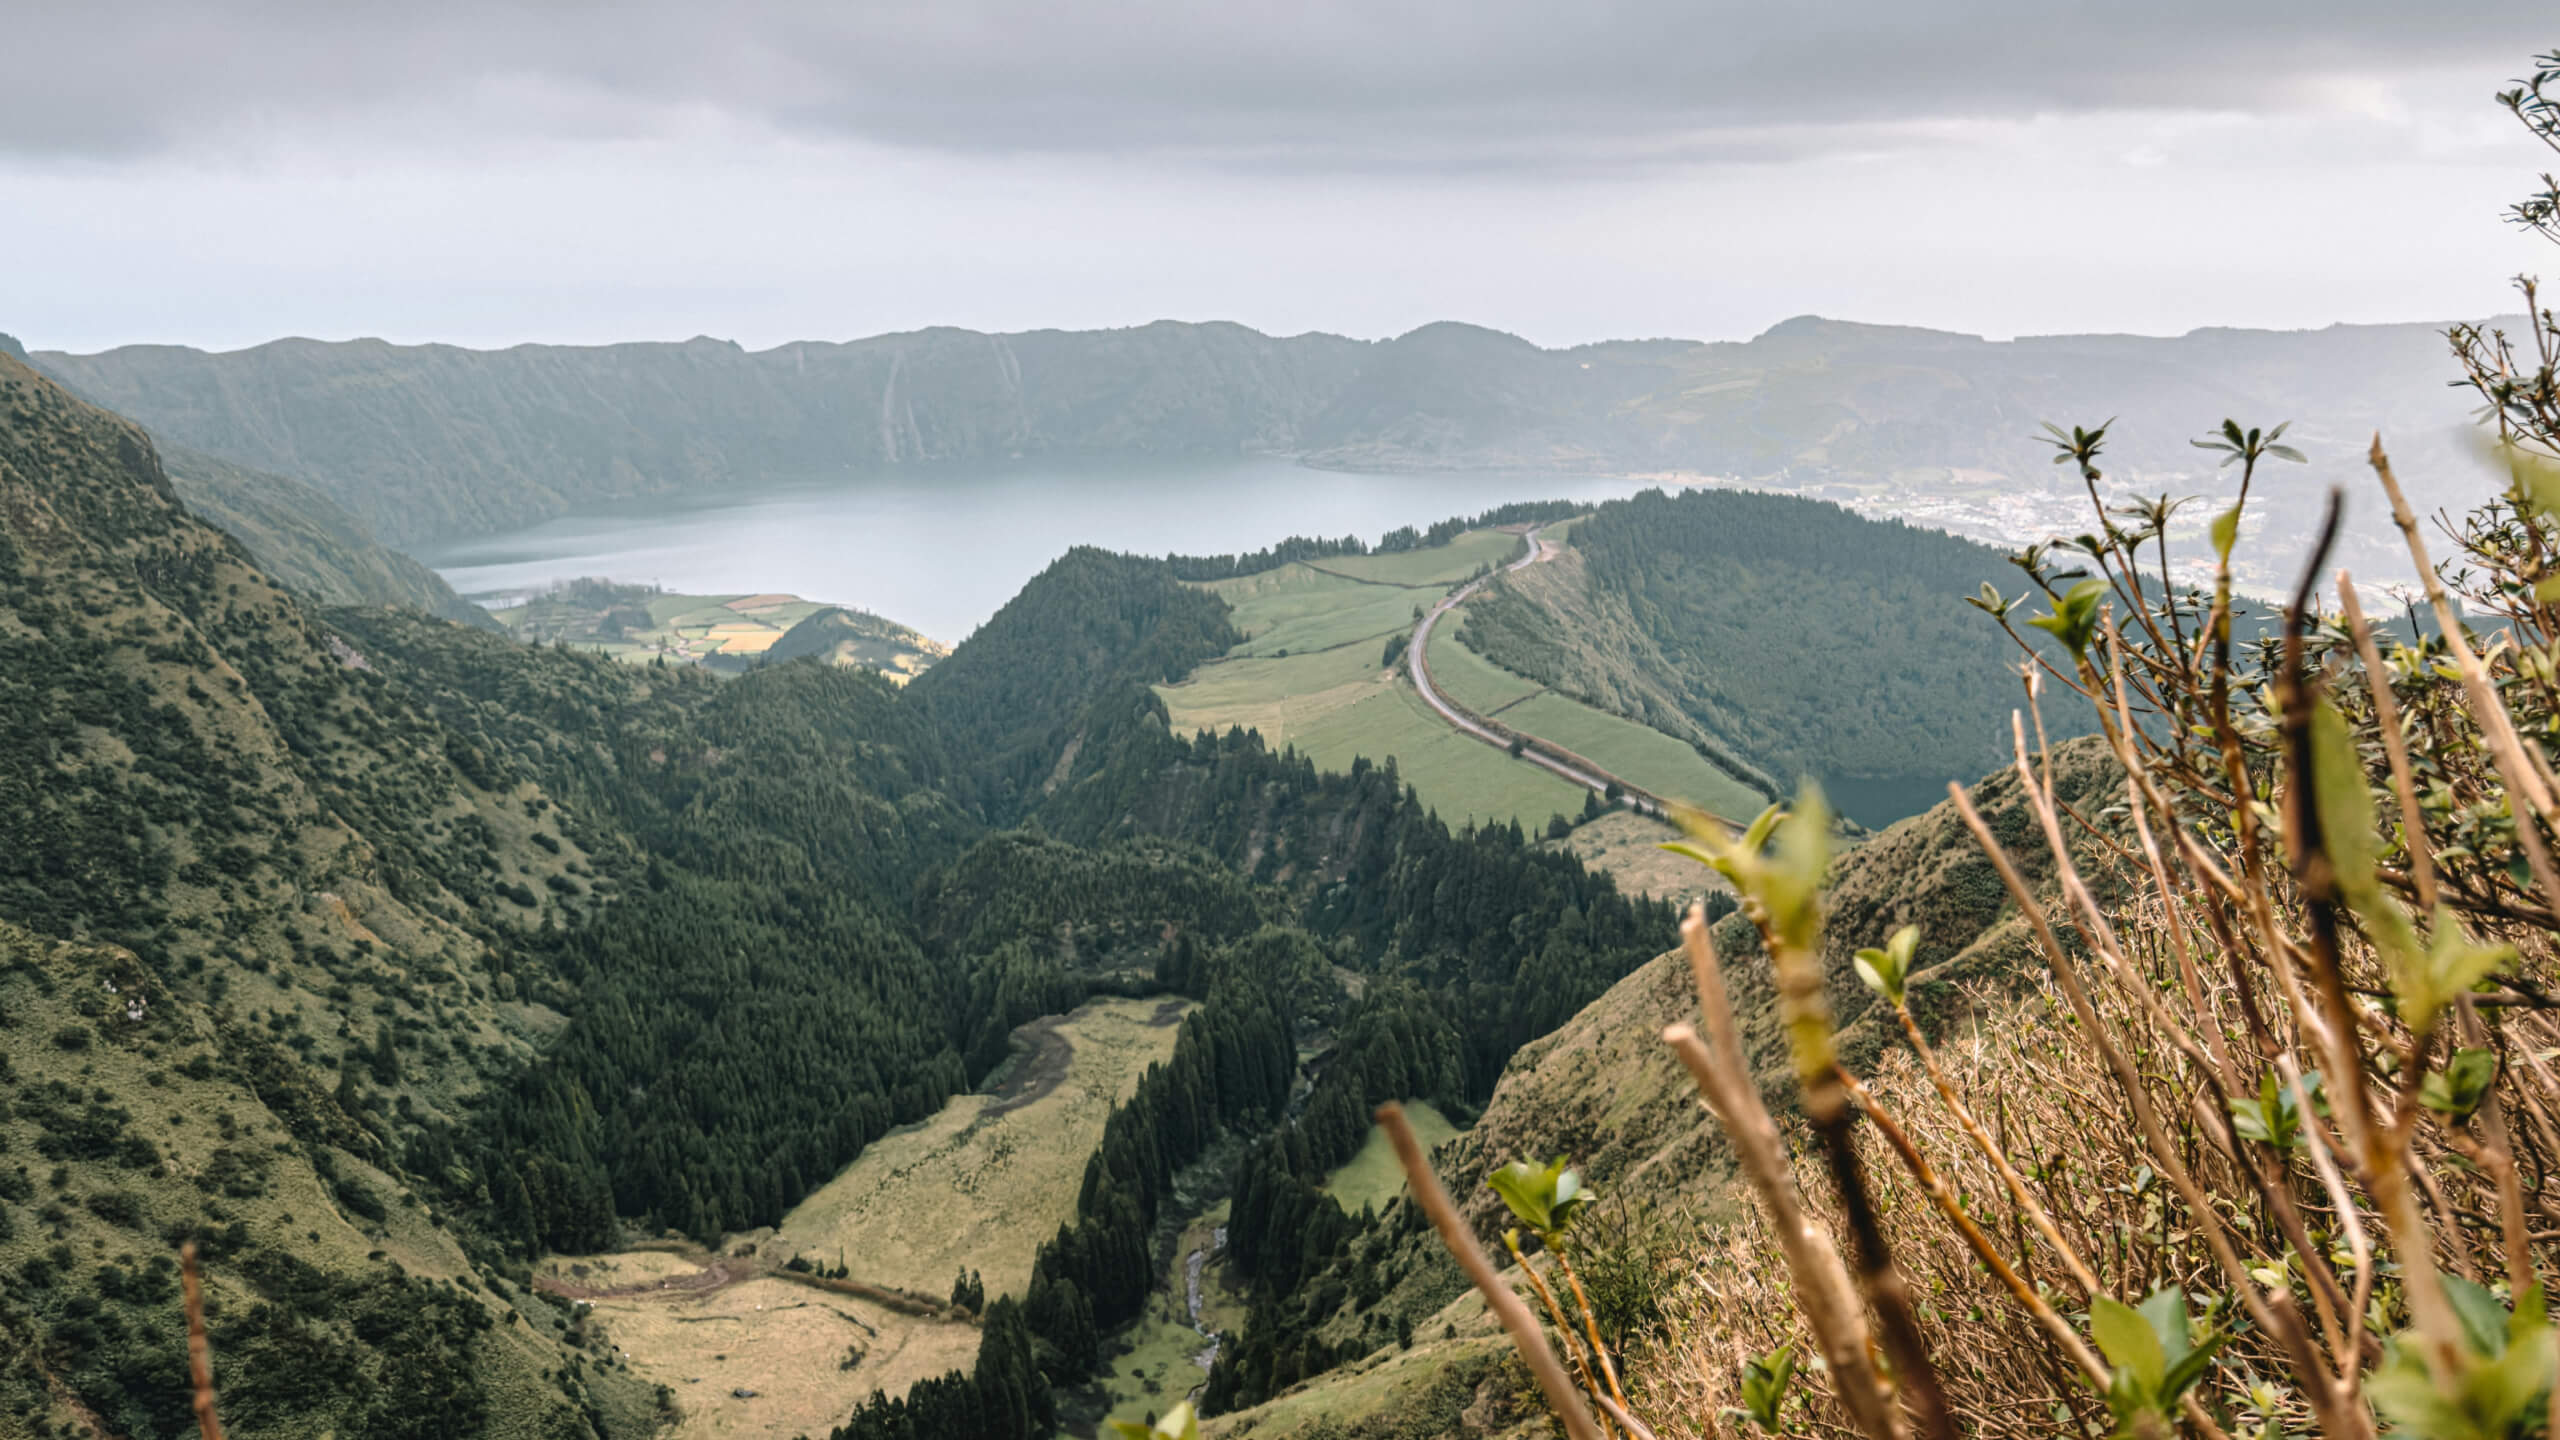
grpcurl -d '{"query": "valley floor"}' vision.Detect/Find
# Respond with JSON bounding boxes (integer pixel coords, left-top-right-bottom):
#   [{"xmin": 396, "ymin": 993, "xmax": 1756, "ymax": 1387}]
[{"xmin": 555, "ymin": 995, "xmax": 1193, "ymax": 1440}]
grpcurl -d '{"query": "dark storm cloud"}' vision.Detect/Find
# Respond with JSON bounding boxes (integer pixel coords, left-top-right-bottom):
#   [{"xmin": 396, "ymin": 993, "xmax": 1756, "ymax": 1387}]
[{"xmin": 5, "ymin": 1, "xmax": 2549, "ymax": 166}]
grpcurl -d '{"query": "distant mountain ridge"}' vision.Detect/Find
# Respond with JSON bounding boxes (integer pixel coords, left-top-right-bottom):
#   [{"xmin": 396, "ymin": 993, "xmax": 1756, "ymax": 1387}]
[{"xmin": 30, "ymin": 315, "xmax": 2498, "ymax": 574}]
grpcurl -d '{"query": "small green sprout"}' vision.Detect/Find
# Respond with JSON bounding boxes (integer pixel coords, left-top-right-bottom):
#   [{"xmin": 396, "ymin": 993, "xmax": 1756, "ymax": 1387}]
[
  {"xmin": 2227, "ymin": 1070, "xmax": 2321, "ymax": 1151},
  {"xmin": 2027, "ymin": 578, "xmax": 2109, "ymax": 660},
  {"xmin": 1729, "ymin": 1343, "xmax": 1798, "ymax": 1433},
  {"xmin": 1853, "ymin": 924, "xmax": 1920, "ymax": 1007},
  {"xmin": 2367, "ymin": 1278, "xmax": 2552, "ymax": 1440},
  {"xmin": 1486, "ymin": 1155, "xmax": 1589, "ymax": 1239}
]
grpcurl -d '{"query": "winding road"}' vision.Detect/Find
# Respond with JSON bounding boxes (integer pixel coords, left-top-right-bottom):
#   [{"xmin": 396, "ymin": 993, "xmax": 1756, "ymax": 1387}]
[{"xmin": 1403, "ymin": 526, "xmax": 1670, "ymax": 820}]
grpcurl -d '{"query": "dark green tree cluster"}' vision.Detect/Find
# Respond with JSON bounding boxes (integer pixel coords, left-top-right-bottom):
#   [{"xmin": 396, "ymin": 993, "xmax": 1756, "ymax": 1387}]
[
  {"xmin": 905, "ymin": 546, "xmax": 1240, "ymax": 822},
  {"xmin": 1021, "ymin": 953, "xmax": 1301, "ymax": 1377},
  {"xmin": 1163, "ymin": 533, "xmax": 1369, "ymax": 580},
  {"xmin": 1376, "ymin": 499, "xmax": 1584, "ymax": 554},
  {"xmin": 1049, "ymin": 716, "xmax": 1677, "ymax": 1093},
  {"xmin": 1224, "ymin": 984, "xmax": 1460, "ymax": 1293}
]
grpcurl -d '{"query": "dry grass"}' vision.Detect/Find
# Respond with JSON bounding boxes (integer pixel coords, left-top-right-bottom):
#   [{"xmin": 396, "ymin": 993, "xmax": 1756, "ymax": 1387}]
[
  {"xmin": 579, "ymin": 1274, "xmax": 980, "ymax": 1440},
  {"xmin": 771, "ymin": 995, "xmax": 1192, "ymax": 1298},
  {"xmin": 1540, "ymin": 810, "xmax": 1731, "ymax": 903}
]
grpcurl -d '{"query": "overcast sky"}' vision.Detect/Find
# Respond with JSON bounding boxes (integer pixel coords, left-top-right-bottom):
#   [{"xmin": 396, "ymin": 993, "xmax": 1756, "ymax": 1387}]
[{"xmin": 3, "ymin": 2, "xmax": 2554, "ymax": 354}]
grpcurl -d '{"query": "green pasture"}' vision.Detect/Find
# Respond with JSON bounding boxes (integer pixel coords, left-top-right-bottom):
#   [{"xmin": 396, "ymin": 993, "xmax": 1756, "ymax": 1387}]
[
  {"xmin": 1501, "ymin": 690, "xmax": 1766, "ymax": 819},
  {"xmin": 1312, "ymin": 528, "xmax": 1523, "ymax": 587},
  {"xmin": 1323, "ymin": 1101, "xmax": 1461, "ymax": 1215},
  {"xmin": 1422, "ymin": 608, "xmax": 1544, "ymax": 713}
]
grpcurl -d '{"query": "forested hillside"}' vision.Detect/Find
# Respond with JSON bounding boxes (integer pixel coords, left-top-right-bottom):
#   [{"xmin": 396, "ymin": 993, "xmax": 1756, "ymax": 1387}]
[
  {"xmin": 157, "ymin": 446, "xmax": 494, "ymax": 626},
  {"xmin": 1461, "ymin": 488, "xmax": 2085, "ymax": 823},
  {"xmin": 0, "ymin": 349, "xmax": 657, "ymax": 1435},
  {"xmin": 0, "ymin": 349, "xmax": 1678, "ymax": 1439}
]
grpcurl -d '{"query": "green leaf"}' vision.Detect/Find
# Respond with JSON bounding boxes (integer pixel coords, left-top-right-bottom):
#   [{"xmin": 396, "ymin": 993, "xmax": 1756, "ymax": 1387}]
[
  {"xmin": 2137, "ymin": 1287, "xmax": 2194, "ymax": 1367},
  {"xmin": 2448, "ymin": 1274, "xmax": 2513, "ymax": 1358},
  {"xmin": 2420, "ymin": 1048, "xmax": 2500, "ymax": 1120},
  {"xmin": 1852, "ymin": 925, "xmax": 1919, "ymax": 1006},
  {"xmin": 1739, "ymin": 1345, "xmax": 1797, "ymax": 1431},
  {"xmin": 2026, "ymin": 578, "xmax": 2109, "ymax": 659},
  {"xmin": 2401, "ymin": 908, "xmax": 2515, "ymax": 1035},
  {"xmin": 2091, "ymin": 1295, "xmax": 2167, "ymax": 1395},
  {"xmin": 2305, "ymin": 698, "xmax": 2382, "ymax": 896},
  {"xmin": 2210, "ymin": 505, "xmax": 2243, "ymax": 562},
  {"xmin": 1485, "ymin": 1156, "xmax": 1588, "ymax": 1237},
  {"xmin": 1761, "ymin": 782, "xmax": 1831, "ymax": 955}
]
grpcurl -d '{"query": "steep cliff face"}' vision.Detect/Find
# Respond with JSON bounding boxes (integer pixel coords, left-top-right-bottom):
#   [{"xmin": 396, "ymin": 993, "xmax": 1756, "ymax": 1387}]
[
  {"xmin": 33, "ymin": 324, "xmax": 1375, "ymax": 543},
  {"xmin": 34, "ymin": 315, "xmax": 2485, "ymax": 558}
]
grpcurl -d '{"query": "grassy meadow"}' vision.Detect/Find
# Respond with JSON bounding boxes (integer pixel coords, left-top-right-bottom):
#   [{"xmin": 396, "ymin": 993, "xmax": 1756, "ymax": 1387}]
[
  {"xmin": 1156, "ymin": 525, "xmax": 1767, "ymax": 838},
  {"xmin": 1321, "ymin": 1101, "xmax": 1460, "ymax": 1215},
  {"xmin": 550, "ymin": 996, "xmax": 1190, "ymax": 1439},
  {"xmin": 771, "ymin": 995, "xmax": 1194, "ymax": 1299},
  {"xmin": 547, "ymin": 1252, "xmax": 981, "ymax": 1440}
]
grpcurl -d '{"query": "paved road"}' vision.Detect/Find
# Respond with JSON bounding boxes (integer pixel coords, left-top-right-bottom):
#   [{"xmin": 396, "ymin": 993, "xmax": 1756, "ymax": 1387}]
[{"xmin": 1403, "ymin": 527, "xmax": 1666, "ymax": 818}]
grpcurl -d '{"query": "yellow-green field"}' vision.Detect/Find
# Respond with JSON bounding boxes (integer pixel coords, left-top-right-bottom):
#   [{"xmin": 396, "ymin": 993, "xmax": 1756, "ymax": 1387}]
[
  {"xmin": 1210, "ymin": 565, "xmax": 1425, "ymax": 658},
  {"xmin": 1322, "ymin": 1101, "xmax": 1461, "ymax": 1215},
  {"xmin": 1498, "ymin": 692, "xmax": 1767, "ymax": 818},
  {"xmin": 1306, "ymin": 528, "xmax": 1522, "ymax": 586},
  {"xmin": 550, "ymin": 1253, "xmax": 980, "ymax": 1440},
  {"xmin": 771, "ymin": 995, "xmax": 1195, "ymax": 1299},
  {"xmin": 552, "ymin": 996, "xmax": 1192, "ymax": 1440},
  {"xmin": 1156, "ymin": 524, "xmax": 1766, "ymax": 838}
]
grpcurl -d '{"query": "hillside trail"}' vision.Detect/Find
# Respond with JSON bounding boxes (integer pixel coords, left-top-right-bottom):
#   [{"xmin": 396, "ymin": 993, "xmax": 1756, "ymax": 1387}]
[{"xmin": 1403, "ymin": 525, "xmax": 1702, "ymax": 824}]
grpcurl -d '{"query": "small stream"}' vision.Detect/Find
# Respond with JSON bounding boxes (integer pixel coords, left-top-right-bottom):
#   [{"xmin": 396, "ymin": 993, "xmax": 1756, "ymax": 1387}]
[{"xmin": 1183, "ymin": 1225, "xmax": 1228, "ymax": 1383}]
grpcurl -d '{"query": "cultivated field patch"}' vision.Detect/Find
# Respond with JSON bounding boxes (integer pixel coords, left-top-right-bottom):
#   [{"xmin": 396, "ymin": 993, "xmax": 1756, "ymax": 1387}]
[
  {"xmin": 1322, "ymin": 1101, "xmax": 1461, "ymax": 1215},
  {"xmin": 1496, "ymin": 691, "xmax": 1766, "ymax": 818},
  {"xmin": 771, "ymin": 995, "xmax": 1194, "ymax": 1299},
  {"xmin": 568, "ymin": 1264, "xmax": 979, "ymax": 1440},
  {"xmin": 1285, "ymin": 683, "xmax": 1587, "ymax": 829},
  {"xmin": 1421, "ymin": 608, "xmax": 1544, "ymax": 714},
  {"xmin": 1311, "ymin": 528, "xmax": 1521, "ymax": 587}
]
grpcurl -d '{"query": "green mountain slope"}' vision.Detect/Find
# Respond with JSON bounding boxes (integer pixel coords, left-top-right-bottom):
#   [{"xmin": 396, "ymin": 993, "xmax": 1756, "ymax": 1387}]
[
  {"xmin": 1459, "ymin": 488, "xmax": 2085, "ymax": 824},
  {"xmin": 158, "ymin": 445, "xmax": 494, "ymax": 626},
  {"xmin": 1197, "ymin": 738, "xmax": 2122, "ymax": 1437},
  {"xmin": 0, "ymin": 348, "xmax": 655, "ymax": 1437}
]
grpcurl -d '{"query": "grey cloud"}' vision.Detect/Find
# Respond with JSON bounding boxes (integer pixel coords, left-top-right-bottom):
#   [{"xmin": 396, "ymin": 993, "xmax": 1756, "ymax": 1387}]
[{"xmin": 5, "ymin": 1, "xmax": 2551, "ymax": 167}]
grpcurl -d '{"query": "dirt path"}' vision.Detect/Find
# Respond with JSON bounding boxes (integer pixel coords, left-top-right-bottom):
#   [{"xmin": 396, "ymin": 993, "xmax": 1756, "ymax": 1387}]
[
  {"xmin": 538, "ymin": 1255, "xmax": 749, "ymax": 1302},
  {"xmin": 1403, "ymin": 526, "xmax": 1696, "ymax": 823}
]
